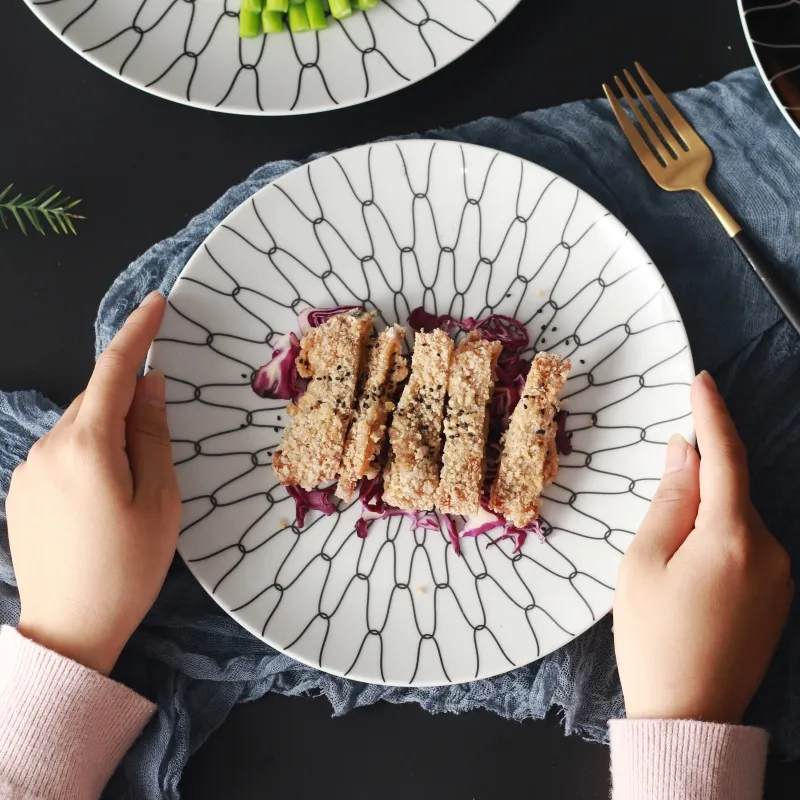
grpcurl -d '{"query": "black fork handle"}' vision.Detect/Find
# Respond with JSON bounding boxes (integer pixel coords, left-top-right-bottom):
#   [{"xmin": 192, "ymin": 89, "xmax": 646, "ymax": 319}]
[
  {"xmin": 733, "ymin": 231, "xmax": 800, "ymax": 337},
  {"xmin": 697, "ymin": 184, "xmax": 800, "ymax": 337}
]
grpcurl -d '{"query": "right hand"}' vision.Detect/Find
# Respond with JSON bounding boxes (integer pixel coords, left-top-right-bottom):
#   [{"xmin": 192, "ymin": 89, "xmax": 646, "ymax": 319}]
[{"xmin": 613, "ymin": 371, "xmax": 793, "ymax": 724}]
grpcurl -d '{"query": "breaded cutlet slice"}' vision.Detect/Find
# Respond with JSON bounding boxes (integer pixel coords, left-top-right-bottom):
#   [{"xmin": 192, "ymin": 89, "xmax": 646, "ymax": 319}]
[
  {"xmin": 542, "ymin": 440, "xmax": 559, "ymax": 486},
  {"xmin": 383, "ymin": 329, "xmax": 454, "ymax": 511},
  {"xmin": 336, "ymin": 325, "xmax": 408, "ymax": 501},
  {"xmin": 436, "ymin": 333, "xmax": 502, "ymax": 515},
  {"xmin": 272, "ymin": 310, "xmax": 374, "ymax": 490},
  {"xmin": 488, "ymin": 352, "xmax": 571, "ymax": 527}
]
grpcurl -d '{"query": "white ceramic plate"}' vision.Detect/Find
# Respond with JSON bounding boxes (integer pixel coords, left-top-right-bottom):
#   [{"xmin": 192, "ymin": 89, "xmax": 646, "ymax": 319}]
[
  {"xmin": 147, "ymin": 139, "xmax": 695, "ymax": 686},
  {"xmin": 24, "ymin": 0, "xmax": 519, "ymax": 115}
]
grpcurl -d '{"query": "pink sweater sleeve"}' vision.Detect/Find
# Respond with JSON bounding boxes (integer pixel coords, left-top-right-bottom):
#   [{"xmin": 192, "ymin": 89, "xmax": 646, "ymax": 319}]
[
  {"xmin": 0, "ymin": 625, "xmax": 155, "ymax": 800},
  {"xmin": 610, "ymin": 718, "xmax": 768, "ymax": 800}
]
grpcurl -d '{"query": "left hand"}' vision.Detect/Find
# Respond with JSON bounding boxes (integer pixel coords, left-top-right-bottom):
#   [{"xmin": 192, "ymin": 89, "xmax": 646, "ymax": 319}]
[{"xmin": 6, "ymin": 291, "xmax": 181, "ymax": 676}]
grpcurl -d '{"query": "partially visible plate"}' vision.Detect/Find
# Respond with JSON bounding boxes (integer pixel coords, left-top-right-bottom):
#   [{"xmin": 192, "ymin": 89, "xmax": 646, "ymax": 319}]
[
  {"xmin": 740, "ymin": 0, "xmax": 800, "ymax": 137},
  {"xmin": 24, "ymin": 0, "xmax": 518, "ymax": 115},
  {"xmin": 147, "ymin": 139, "xmax": 695, "ymax": 686}
]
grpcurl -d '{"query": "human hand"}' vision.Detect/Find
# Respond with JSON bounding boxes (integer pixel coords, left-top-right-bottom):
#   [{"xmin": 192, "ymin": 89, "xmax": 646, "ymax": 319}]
[
  {"xmin": 7, "ymin": 292, "xmax": 181, "ymax": 676},
  {"xmin": 613, "ymin": 371, "xmax": 793, "ymax": 724}
]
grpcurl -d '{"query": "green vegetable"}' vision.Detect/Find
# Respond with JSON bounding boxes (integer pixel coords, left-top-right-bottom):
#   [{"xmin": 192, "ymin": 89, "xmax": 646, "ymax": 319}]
[
  {"xmin": 288, "ymin": 3, "xmax": 310, "ymax": 31},
  {"xmin": 262, "ymin": 8, "xmax": 285, "ymax": 31},
  {"xmin": 305, "ymin": 0, "xmax": 327, "ymax": 29},
  {"xmin": 239, "ymin": 9, "xmax": 262, "ymax": 37},
  {"xmin": 240, "ymin": 0, "xmax": 379, "ymax": 37},
  {"xmin": 329, "ymin": 0, "xmax": 353, "ymax": 18},
  {"xmin": 0, "ymin": 184, "xmax": 85, "ymax": 236}
]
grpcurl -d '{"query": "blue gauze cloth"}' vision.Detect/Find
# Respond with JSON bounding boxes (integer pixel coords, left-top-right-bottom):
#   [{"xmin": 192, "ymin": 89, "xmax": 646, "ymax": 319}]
[{"xmin": 1, "ymin": 67, "xmax": 799, "ymax": 799}]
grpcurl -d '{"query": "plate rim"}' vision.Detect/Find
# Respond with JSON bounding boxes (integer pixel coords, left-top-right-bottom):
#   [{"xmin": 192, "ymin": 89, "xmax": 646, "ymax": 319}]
[
  {"xmin": 738, "ymin": 0, "xmax": 800, "ymax": 138},
  {"xmin": 148, "ymin": 137, "xmax": 696, "ymax": 685},
  {"xmin": 23, "ymin": 0, "xmax": 522, "ymax": 116}
]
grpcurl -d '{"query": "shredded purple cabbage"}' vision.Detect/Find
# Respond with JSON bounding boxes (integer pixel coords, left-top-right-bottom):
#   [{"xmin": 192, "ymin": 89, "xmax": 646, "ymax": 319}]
[
  {"xmin": 286, "ymin": 485, "xmax": 337, "ymax": 528},
  {"xmin": 554, "ymin": 409, "xmax": 572, "ymax": 455},
  {"xmin": 487, "ymin": 521, "xmax": 547, "ymax": 554},
  {"xmin": 461, "ymin": 498, "xmax": 548, "ymax": 554},
  {"xmin": 441, "ymin": 514, "xmax": 461, "ymax": 556},
  {"xmin": 483, "ymin": 440, "xmax": 502, "ymax": 489},
  {"xmin": 354, "ymin": 478, "xmax": 547, "ymax": 555},
  {"xmin": 461, "ymin": 502, "xmax": 505, "ymax": 538},
  {"xmin": 251, "ymin": 332, "xmax": 306, "ymax": 402},
  {"xmin": 298, "ymin": 305, "xmax": 363, "ymax": 334},
  {"xmin": 408, "ymin": 307, "xmax": 528, "ymax": 354},
  {"xmin": 491, "ymin": 357, "xmax": 531, "ymax": 428},
  {"xmin": 355, "ymin": 474, "xmax": 440, "ymax": 538}
]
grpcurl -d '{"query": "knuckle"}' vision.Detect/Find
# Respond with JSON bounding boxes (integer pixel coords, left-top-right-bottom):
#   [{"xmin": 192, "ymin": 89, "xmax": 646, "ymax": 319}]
[
  {"xmin": 650, "ymin": 484, "xmax": 688, "ymax": 509},
  {"xmin": 134, "ymin": 418, "xmax": 170, "ymax": 447},
  {"xmin": 166, "ymin": 483, "xmax": 183, "ymax": 515},
  {"xmin": 721, "ymin": 531, "xmax": 756, "ymax": 569},
  {"xmin": 620, "ymin": 540, "xmax": 650, "ymax": 572},
  {"xmin": 68, "ymin": 425, "xmax": 100, "ymax": 454},
  {"xmin": 166, "ymin": 481, "xmax": 182, "ymax": 508},
  {"xmin": 717, "ymin": 435, "xmax": 748, "ymax": 467},
  {"xmin": 695, "ymin": 506, "xmax": 719, "ymax": 529},
  {"xmin": 142, "ymin": 482, "xmax": 181, "ymax": 523},
  {"xmin": 620, "ymin": 541, "xmax": 641, "ymax": 565},
  {"xmin": 26, "ymin": 435, "xmax": 48, "ymax": 461},
  {"xmin": 9, "ymin": 462, "xmax": 27, "ymax": 491},
  {"xmin": 96, "ymin": 346, "xmax": 128, "ymax": 373},
  {"xmin": 772, "ymin": 541, "xmax": 792, "ymax": 580},
  {"xmin": 55, "ymin": 427, "xmax": 103, "ymax": 471}
]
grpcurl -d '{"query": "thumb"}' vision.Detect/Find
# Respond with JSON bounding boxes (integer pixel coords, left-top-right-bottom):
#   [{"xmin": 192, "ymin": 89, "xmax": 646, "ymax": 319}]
[
  {"xmin": 631, "ymin": 434, "xmax": 700, "ymax": 565},
  {"xmin": 126, "ymin": 370, "xmax": 177, "ymax": 505}
]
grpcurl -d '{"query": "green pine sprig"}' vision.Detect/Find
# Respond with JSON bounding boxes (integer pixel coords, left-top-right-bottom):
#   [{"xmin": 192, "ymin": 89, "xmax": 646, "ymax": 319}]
[{"xmin": 0, "ymin": 184, "xmax": 86, "ymax": 235}]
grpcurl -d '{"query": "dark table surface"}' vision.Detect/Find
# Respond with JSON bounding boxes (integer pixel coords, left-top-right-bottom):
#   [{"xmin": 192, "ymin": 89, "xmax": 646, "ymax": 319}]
[{"xmin": 3, "ymin": 0, "xmax": 800, "ymax": 797}]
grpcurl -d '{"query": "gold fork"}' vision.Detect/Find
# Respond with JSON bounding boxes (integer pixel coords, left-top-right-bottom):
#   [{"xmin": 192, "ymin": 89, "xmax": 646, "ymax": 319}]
[{"xmin": 603, "ymin": 63, "xmax": 800, "ymax": 335}]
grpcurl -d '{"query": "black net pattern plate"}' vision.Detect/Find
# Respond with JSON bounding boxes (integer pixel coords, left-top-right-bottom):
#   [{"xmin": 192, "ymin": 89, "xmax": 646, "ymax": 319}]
[
  {"xmin": 148, "ymin": 140, "xmax": 694, "ymax": 686},
  {"xmin": 740, "ymin": 0, "xmax": 800, "ymax": 137},
  {"xmin": 26, "ymin": 0, "xmax": 518, "ymax": 114}
]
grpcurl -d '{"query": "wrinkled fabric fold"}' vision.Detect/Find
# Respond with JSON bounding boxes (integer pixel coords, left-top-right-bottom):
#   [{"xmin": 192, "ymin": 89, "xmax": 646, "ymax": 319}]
[{"xmin": 0, "ymin": 68, "xmax": 798, "ymax": 799}]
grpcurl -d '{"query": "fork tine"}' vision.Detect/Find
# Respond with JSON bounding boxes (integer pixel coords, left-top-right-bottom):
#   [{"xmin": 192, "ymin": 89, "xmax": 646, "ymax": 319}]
[
  {"xmin": 613, "ymin": 75, "xmax": 674, "ymax": 166},
  {"xmin": 602, "ymin": 83, "xmax": 662, "ymax": 175},
  {"xmin": 635, "ymin": 62, "xmax": 702, "ymax": 149},
  {"xmin": 623, "ymin": 69, "xmax": 682, "ymax": 157}
]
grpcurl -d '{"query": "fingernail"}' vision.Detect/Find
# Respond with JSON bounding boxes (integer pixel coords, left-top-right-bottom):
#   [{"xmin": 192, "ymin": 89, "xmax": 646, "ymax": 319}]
[
  {"xmin": 141, "ymin": 369, "xmax": 166, "ymax": 408},
  {"xmin": 139, "ymin": 291, "xmax": 162, "ymax": 309},
  {"xmin": 698, "ymin": 370, "xmax": 718, "ymax": 393},
  {"xmin": 664, "ymin": 433, "xmax": 688, "ymax": 473}
]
